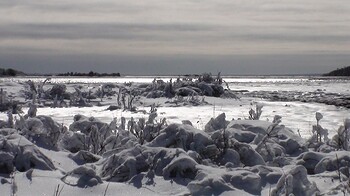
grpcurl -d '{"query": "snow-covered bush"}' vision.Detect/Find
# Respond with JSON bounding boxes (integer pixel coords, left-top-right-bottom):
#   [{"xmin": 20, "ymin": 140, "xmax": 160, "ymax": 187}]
[
  {"xmin": 204, "ymin": 113, "xmax": 228, "ymax": 133},
  {"xmin": 16, "ymin": 114, "xmax": 64, "ymax": 149},
  {"xmin": 120, "ymin": 111, "xmax": 168, "ymax": 145},
  {"xmin": 60, "ymin": 131, "xmax": 87, "ymax": 153},
  {"xmin": 332, "ymin": 118, "xmax": 350, "ymax": 150},
  {"xmin": 68, "ymin": 150, "xmax": 101, "ymax": 164},
  {"xmin": 188, "ymin": 165, "xmax": 262, "ymax": 195},
  {"xmin": 312, "ymin": 112, "xmax": 329, "ymax": 142},
  {"xmin": 271, "ymin": 165, "xmax": 319, "ymax": 196},
  {"xmin": 142, "ymin": 73, "xmax": 234, "ymax": 100},
  {"xmin": 97, "ymin": 145, "xmax": 198, "ymax": 182},
  {"xmin": 69, "ymin": 114, "xmax": 108, "ymax": 135},
  {"xmin": 61, "ymin": 165, "xmax": 102, "ymax": 187},
  {"xmin": 148, "ymin": 124, "xmax": 214, "ymax": 157},
  {"xmin": 49, "ymin": 84, "xmax": 67, "ymax": 99},
  {"xmin": 233, "ymin": 142, "xmax": 266, "ymax": 166},
  {"xmin": 0, "ymin": 133, "xmax": 55, "ymax": 173},
  {"xmin": 248, "ymin": 103, "xmax": 263, "ymax": 120},
  {"xmin": 162, "ymin": 152, "xmax": 197, "ymax": 179},
  {"xmin": 297, "ymin": 151, "xmax": 350, "ymax": 178}
]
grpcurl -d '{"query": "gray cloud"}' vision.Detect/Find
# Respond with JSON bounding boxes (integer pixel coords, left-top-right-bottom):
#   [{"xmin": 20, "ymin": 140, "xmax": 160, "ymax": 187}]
[
  {"xmin": 0, "ymin": 23, "xmax": 216, "ymax": 40},
  {"xmin": 0, "ymin": 0, "xmax": 349, "ymax": 74},
  {"xmin": 1, "ymin": 22, "xmax": 349, "ymax": 45}
]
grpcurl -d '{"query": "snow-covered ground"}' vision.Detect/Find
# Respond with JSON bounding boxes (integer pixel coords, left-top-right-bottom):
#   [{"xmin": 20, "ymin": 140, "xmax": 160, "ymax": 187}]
[
  {"xmin": 17, "ymin": 96, "xmax": 347, "ymax": 138},
  {"xmin": 1, "ymin": 76, "xmax": 350, "ymax": 195},
  {"xmin": 1, "ymin": 76, "xmax": 349, "ymax": 137}
]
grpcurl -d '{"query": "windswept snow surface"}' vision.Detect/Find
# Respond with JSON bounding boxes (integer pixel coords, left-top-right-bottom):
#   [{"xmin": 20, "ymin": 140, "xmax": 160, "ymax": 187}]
[{"xmin": 14, "ymin": 96, "xmax": 348, "ymax": 138}]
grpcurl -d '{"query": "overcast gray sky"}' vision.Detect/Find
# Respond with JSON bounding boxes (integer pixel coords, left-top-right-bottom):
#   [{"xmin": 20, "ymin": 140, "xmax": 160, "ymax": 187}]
[{"xmin": 1, "ymin": 0, "xmax": 349, "ymax": 75}]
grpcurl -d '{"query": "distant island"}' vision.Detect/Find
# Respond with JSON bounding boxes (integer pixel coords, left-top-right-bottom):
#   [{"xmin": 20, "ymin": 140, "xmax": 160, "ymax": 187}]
[
  {"xmin": 324, "ymin": 66, "xmax": 350, "ymax": 76},
  {"xmin": 0, "ymin": 68, "xmax": 26, "ymax": 77},
  {"xmin": 0, "ymin": 68, "xmax": 121, "ymax": 77},
  {"xmin": 56, "ymin": 71, "xmax": 121, "ymax": 77}
]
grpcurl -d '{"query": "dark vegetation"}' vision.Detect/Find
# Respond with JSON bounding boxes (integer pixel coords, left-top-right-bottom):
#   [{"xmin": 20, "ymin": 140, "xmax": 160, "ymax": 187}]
[
  {"xmin": 0, "ymin": 68, "xmax": 26, "ymax": 77},
  {"xmin": 1, "ymin": 67, "xmax": 121, "ymax": 77},
  {"xmin": 324, "ymin": 66, "xmax": 350, "ymax": 76},
  {"xmin": 57, "ymin": 71, "xmax": 120, "ymax": 77}
]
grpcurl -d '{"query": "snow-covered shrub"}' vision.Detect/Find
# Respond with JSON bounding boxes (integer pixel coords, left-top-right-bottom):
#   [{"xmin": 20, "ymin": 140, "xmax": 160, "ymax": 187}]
[
  {"xmin": 332, "ymin": 118, "xmax": 350, "ymax": 150},
  {"xmin": 27, "ymin": 103, "xmax": 37, "ymax": 118},
  {"xmin": 221, "ymin": 126, "xmax": 256, "ymax": 144},
  {"xmin": 142, "ymin": 73, "xmax": 233, "ymax": 99},
  {"xmin": 35, "ymin": 115, "xmax": 63, "ymax": 147},
  {"xmin": 296, "ymin": 151, "xmax": 325, "ymax": 174},
  {"xmin": 22, "ymin": 117, "xmax": 44, "ymax": 136},
  {"xmin": 0, "ymin": 88, "xmax": 8, "ymax": 105},
  {"xmin": 49, "ymin": 84, "xmax": 66, "ymax": 99},
  {"xmin": 0, "ymin": 133, "xmax": 55, "ymax": 173},
  {"xmin": 255, "ymin": 123, "xmax": 304, "ymax": 163},
  {"xmin": 271, "ymin": 165, "xmax": 319, "ymax": 196},
  {"xmin": 60, "ymin": 131, "xmax": 87, "ymax": 153},
  {"xmin": 248, "ymin": 103, "xmax": 263, "ymax": 120},
  {"xmin": 272, "ymin": 115, "xmax": 282, "ymax": 124},
  {"xmin": 227, "ymin": 119, "xmax": 305, "ymax": 166},
  {"xmin": 164, "ymin": 79, "xmax": 175, "ymax": 98},
  {"xmin": 88, "ymin": 125, "xmax": 101, "ymax": 154},
  {"xmin": 101, "ymin": 132, "xmax": 138, "ymax": 155},
  {"xmin": 22, "ymin": 80, "xmax": 37, "ymax": 100},
  {"xmin": 204, "ymin": 113, "xmax": 228, "ymax": 133},
  {"xmin": 97, "ymin": 145, "xmax": 198, "ymax": 182},
  {"xmin": 0, "ymin": 111, "xmax": 13, "ymax": 129},
  {"xmin": 232, "ymin": 142, "xmax": 265, "ymax": 166},
  {"xmin": 250, "ymin": 165, "xmax": 283, "ymax": 186},
  {"xmin": 175, "ymin": 87, "xmax": 199, "ymax": 97},
  {"xmin": 145, "ymin": 90, "xmax": 164, "ymax": 98},
  {"xmin": 61, "ymin": 165, "xmax": 102, "ymax": 187},
  {"xmin": 148, "ymin": 124, "xmax": 213, "ymax": 156},
  {"xmin": 218, "ymin": 149, "xmax": 240, "ymax": 167},
  {"xmin": 95, "ymin": 84, "xmax": 115, "ymax": 101},
  {"xmin": 199, "ymin": 72, "xmax": 215, "ymax": 83},
  {"xmin": 18, "ymin": 115, "xmax": 63, "ymax": 149},
  {"xmin": 188, "ymin": 165, "xmax": 262, "ymax": 195},
  {"xmin": 198, "ymin": 82, "xmax": 214, "ymax": 96},
  {"xmin": 162, "ymin": 152, "xmax": 197, "ymax": 179},
  {"xmin": 311, "ymin": 112, "xmax": 329, "ymax": 143},
  {"xmin": 68, "ymin": 150, "xmax": 101, "ymax": 164},
  {"xmin": 309, "ymin": 151, "xmax": 350, "ymax": 176},
  {"xmin": 0, "ymin": 88, "xmax": 16, "ymax": 113},
  {"xmin": 69, "ymin": 115, "xmax": 108, "ymax": 135}
]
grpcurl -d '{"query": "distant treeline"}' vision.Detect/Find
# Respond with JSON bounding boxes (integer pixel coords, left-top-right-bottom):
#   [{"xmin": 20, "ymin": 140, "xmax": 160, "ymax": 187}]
[
  {"xmin": 0, "ymin": 68, "xmax": 25, "ymax": 76},
  {"xmin": 324, "ymin": 66, "xmax": 350, "ymax": 76},
  {"xmin": 56, "ymin": 71, "xmax": 121, "ymax": 77}
]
